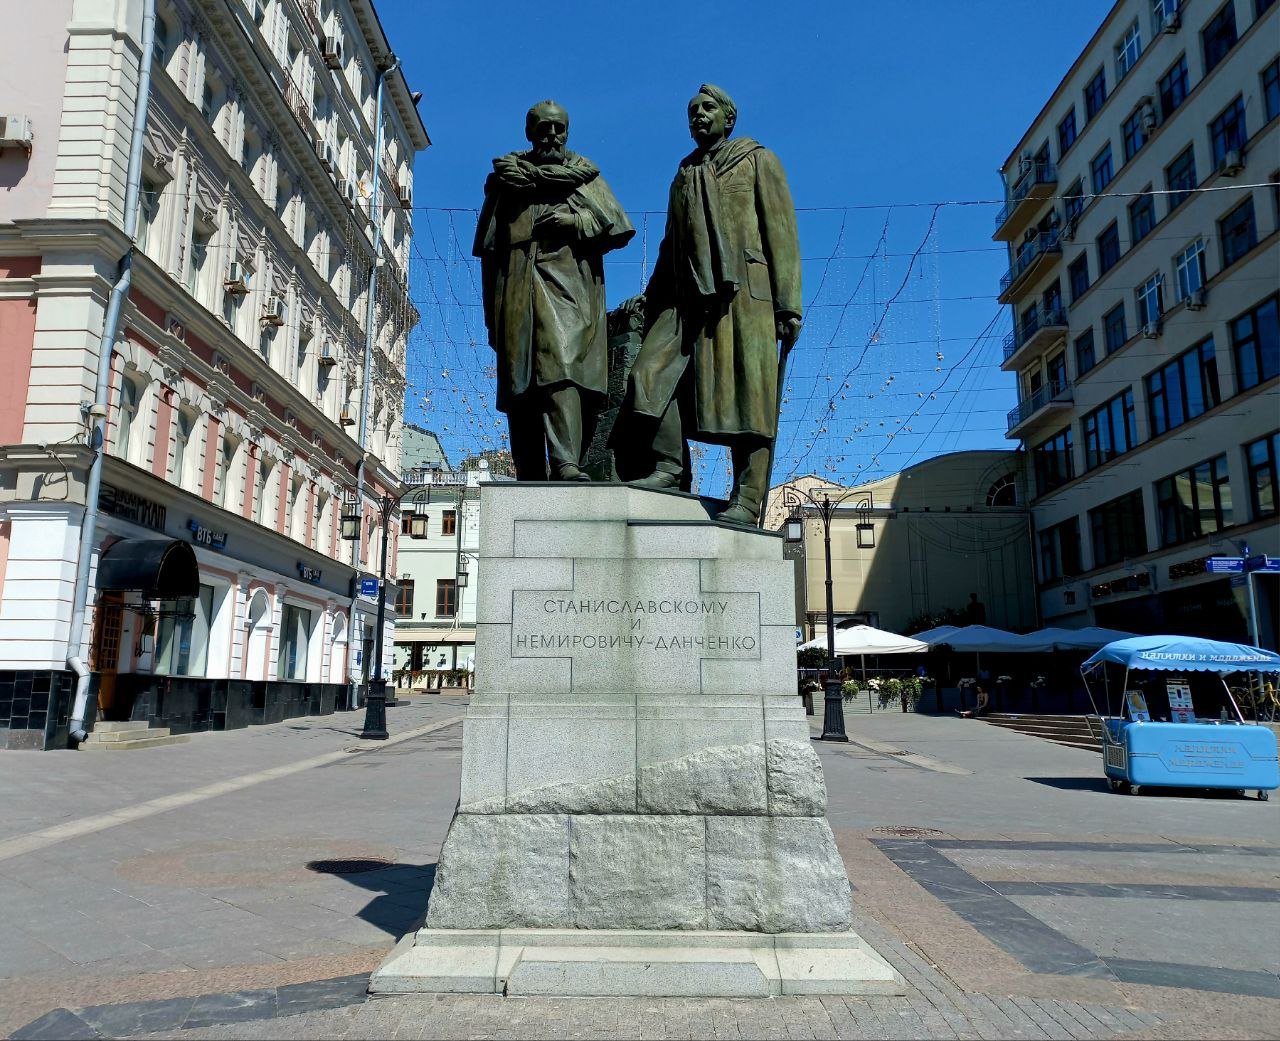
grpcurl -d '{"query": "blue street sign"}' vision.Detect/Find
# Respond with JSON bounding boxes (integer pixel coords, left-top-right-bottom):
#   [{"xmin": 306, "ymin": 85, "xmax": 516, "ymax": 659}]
[
  {"xmin": 1244, "ymin": 554, "xmax": 1280, "ymax": 573},
  {"xmin": 795, "ymin": 628, "xmax": 803, "ymax": 644},
  {"xmin": 359, "ymin": 577, "xmax": 380, "ymax": 597},
  {"xmin": 1206, "ymin": 557, "xmax": 1244, "ymax": 574}
]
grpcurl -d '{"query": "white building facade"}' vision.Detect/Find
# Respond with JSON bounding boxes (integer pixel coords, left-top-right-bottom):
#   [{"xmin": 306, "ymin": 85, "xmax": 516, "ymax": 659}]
[
  {"xmin": 0, "ymin": 0, "xmax": 429, "ymax": 747},
  {"xmin": 996, "ymin": 0, "xmax": 1278, "ymax": 647}
]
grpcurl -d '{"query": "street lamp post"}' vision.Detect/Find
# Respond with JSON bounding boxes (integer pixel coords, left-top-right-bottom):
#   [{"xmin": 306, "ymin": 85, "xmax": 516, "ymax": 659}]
[
  {"xmin": 342, "ymin": 491, "xmax": 398, "ymax": 740},
  {"xmin": 782, "ymin": 486, "xmax": 873, "ymax": 742}
]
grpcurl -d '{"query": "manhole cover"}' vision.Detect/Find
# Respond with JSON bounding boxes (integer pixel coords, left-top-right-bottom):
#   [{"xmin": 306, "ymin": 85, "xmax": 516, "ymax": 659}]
[
  {"xmin": 306, "ymin": 857, "xmax": 396, "ymax": 875},
  {"xmin": 870, "ymin": 826, "xmax": 945, "ymax": 839}
]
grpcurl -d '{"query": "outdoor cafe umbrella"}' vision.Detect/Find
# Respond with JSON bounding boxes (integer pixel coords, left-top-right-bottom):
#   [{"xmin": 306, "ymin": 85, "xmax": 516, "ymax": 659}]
[
  {"xmin": 800, "ymin": 624, "xmax": 928, "ymax": 679},
  {"xmin": 1030, "ymin": 625, "xmax": 1138, "ymax": 651}
]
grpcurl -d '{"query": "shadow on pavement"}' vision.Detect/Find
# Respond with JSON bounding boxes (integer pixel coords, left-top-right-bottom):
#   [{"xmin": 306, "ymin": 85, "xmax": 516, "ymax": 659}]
[
  {"xmin": 1025, "ymin": 776, "xmax": 1110, "ymax": 792},
  {"xmin": 306, "ymin": 860, "xmax": 437, "ymax": 936}
]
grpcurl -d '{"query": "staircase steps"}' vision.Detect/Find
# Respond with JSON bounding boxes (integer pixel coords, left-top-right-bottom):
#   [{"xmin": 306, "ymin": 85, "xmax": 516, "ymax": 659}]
[
  {"xmin": 982, "ymin": 713, "xmax": 1101, "ymax": 752},
  {"xmin": 81, "ymin": 721, "xmax": 190, "ymax": 751}
]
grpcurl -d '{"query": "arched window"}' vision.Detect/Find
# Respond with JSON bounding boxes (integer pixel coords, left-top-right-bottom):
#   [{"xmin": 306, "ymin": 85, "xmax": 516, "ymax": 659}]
[
  {"xmin": 172, "ymin": 408, "xmax": 199, "ymax": 492},
  {"xmin": 986, "ymin": 473, "xmax": 1018, "ymax": 507},
  {"xmin": 115, "ymin": 376, "xmax": 140, "ymax": 461},
  {"xmin": 255, "ymin": 455, "xmax": 275, "ymax": 525},
  {"xmin": 217, "ymin": 435, "xmax": 239, "ymax": 510}
]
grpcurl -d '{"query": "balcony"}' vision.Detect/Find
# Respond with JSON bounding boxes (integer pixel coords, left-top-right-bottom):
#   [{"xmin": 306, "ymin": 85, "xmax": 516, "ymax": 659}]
[
  {"xmin": 1001, "ymin": 305, "xmax": 1069, "ymax": 371},
  {"xmin": 993, "ymin": 161, "xmax": 1058, "ymax": 241},
  {"xmin": 998, "ymin": 230, "xmax": 1061, "ymax": 304},
  {"xmin": 1006, "ymin": 380, "xmax": 1074, "ymax": 439}
]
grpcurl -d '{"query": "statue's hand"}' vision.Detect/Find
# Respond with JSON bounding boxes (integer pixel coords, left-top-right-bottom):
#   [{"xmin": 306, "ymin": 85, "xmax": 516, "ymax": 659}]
[
  {"xmin": 618, "ymin": 294, "xmax": 646, "ymax": 317},
  {"xmin": 533, "ymin": 207, "xmax": 577, "ymax": 233},
  {"xmin": 776, "ymin": 316, "xmax": 802, "ymax": 350}
]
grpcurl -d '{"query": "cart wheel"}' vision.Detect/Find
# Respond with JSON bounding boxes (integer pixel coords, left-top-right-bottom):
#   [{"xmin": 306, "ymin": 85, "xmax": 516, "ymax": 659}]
[
  {"xmin": 1129, "ymin": 785, "xmax": 1140, "ymax": 796},
  {"xmin": 1108, "ymin": 778, "xmax": 1129, "ymax": 793},
  {"xmin": 1261, "ymin": 790, "xmax": 1271, "ymax": 802}
]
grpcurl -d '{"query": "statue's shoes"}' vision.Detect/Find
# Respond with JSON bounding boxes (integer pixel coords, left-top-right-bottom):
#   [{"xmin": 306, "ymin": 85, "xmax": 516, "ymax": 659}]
[
  {"xmin": 556, "ymin": 464, "xmax": 591, "ymax": 482},
  {"xmin": 630, "ymin": 470, "xmax": 680, "ymax": 490},
  {"xmin": 716, "ymin": 502, "xmax": 759, "ymax": 527}
]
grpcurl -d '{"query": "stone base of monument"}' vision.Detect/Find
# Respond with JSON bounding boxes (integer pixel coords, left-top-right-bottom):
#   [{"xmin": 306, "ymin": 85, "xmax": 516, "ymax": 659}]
[
  {"xmin": 371, "ymin": 927, "xmax": 901, "ymax": 997},
  {"xmin": 369, "ymin": 484, "xmax": 904, "ymax": 998}
]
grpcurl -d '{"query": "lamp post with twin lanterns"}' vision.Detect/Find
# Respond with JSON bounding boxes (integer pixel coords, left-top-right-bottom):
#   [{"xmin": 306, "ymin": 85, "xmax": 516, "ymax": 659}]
[
  {"xmin": 341, "ymin": 490, "xmax": 398, "ymax": 740},
  {"xmin": 782, "ymin": 486, "xmax": 874, "ymax": 742}
]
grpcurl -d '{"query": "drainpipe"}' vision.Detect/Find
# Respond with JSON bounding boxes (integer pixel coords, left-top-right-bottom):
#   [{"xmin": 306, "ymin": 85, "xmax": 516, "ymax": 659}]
[
  {"xmin": 346, "ymin": 55, "xmax": 397, "ymax": 707},
  {"xmin": 66, "ymin": 0, "xmax": 158, "ymax": 743}
]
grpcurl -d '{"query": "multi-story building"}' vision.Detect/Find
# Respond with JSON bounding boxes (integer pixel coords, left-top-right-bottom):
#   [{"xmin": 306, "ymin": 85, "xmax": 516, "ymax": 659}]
[
  {"xmin": 769, "ymin": 450, "xmax": 1037, "ymax": 639},
  {"xmin": 0, "ymin": 0, "xmax": 429, "ymax": 748},
  {"xmin": 393, "ymin": 459, "xmax": 484, "ymax": 688},
  {"xmin": 996, "ymin": 0, "xmax": 1278, "ymax": 647}
]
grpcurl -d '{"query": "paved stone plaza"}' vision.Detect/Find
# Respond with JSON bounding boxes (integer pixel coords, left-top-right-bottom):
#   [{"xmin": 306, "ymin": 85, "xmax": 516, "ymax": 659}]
[{"xmin": 1, "ymin": 699, "xmax": 1277, "ymax": 1039}]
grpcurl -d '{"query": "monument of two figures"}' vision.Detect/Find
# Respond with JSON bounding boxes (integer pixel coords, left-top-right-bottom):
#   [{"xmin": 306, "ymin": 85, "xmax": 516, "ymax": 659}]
[
  {"xmin": 372, "ymin": 87, "xmax": 901, "ymax": 997},
  {"xmin": 474, "ymin": 85, "xmax": 800, "ymax": 526}
]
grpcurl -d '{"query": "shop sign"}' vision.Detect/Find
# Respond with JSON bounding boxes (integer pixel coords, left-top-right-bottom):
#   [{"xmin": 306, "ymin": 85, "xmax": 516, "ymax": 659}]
[
  {"xmin": 1170, "ymin": 555, "xmax": 1211, "ymax": 581},
  {"xmin": 99, "ymin": 484, "xmax": 167, "ymax": 532},
  {"xmin": 1091, "ymin": 571, "xmax": 1151, "ymax": 600},
  {"xmin": 1244, "ymin": 555, "xmax": 1280, "ymax": 573},
  {"xmin": 187, "ymin": 518, "xmax": 227, "ymax": 550},
  {"xmin": 359, "ymin": 576, "xmax": 380, "ymax": 597},
  {"xmin": 297, "ymin": 562, "xmax": 322, "ymax": 583}
]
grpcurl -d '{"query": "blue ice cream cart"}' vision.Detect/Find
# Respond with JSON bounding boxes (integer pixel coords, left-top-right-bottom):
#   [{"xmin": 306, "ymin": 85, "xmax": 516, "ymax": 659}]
[{"xmin": 1080, "ymin": 636, "xmax": 1280, "ymax": 800}]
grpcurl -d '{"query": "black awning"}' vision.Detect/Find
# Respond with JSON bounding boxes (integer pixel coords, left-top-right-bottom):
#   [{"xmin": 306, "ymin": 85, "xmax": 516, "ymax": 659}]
[{"xmin": 97, "ymin": 539, "xmax": 200, "ymax": 600}]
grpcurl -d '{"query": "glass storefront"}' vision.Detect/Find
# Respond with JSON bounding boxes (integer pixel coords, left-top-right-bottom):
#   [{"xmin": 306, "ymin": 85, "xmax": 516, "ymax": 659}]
[
  {"xmin": 278, "ymin": 603, "xmax": 312, "ymax": 681},
  {"xmin": 155, "ymin": 583, "xmax": 215, "ymax": 676}
]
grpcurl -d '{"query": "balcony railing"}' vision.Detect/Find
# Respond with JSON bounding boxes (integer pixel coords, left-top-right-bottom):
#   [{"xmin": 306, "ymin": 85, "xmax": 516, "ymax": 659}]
[
  {"xmin": 1002, "ymin": 305, "xmax": 1069, "ymax": 361},
  {"xmin": 1006, "ymin": 380, "xmax": 1073, "ymax": 434},
  {"xmin": 994, "ymin": 161, "xmax": 1058, "ymax": 235},
  {"xmin": 998, "ymin": 230, "xmax": 1062, "ymax": 302}
]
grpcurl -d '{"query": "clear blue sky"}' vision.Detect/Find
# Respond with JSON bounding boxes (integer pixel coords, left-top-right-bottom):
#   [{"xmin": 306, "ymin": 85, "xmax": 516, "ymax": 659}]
[{"xmin": 384, "ymin": 0, "xmax": 1115, "ymax": 489}]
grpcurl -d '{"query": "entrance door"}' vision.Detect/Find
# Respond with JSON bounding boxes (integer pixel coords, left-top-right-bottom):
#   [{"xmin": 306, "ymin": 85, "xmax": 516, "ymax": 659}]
[{"xmin": 91, "ymin": 594, "xmax": 125, "ymax": 719}]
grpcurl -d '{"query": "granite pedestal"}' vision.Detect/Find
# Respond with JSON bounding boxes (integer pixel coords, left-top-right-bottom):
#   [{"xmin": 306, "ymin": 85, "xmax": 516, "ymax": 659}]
[{"xmin": 371, "ymin": 484, "xmax": 902, "ymax": 996}]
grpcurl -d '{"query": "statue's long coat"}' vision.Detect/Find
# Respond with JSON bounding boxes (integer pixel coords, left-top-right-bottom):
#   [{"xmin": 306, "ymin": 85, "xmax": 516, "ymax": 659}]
[
  {"xmin": 631, "ymin": 137, "xmax": 801, "ymax": 441},
  {"xmin": 473, "ymin": 152, "xmax": 634, "ymax": 413}
]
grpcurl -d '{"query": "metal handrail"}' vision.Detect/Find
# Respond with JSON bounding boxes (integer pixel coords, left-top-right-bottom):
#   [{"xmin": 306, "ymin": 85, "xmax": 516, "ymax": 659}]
[
  {"xmin": 1006, "ymin": 379, "xmax": 1073, "ymax": 431},
  {"xmin": 1002, "ymin": 305, "xmax": 1069, "ymax": 360},
  {"xmin": 994, "ymin": 161, "xmax": 1058, "ymax": 229},
  {"xmin": 999, "ymin": 230, "xmax": 1062, "ymax": 295}
]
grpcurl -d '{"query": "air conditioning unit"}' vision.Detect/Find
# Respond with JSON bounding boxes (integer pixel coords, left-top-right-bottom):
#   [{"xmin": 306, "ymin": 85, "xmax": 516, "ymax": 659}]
[
  {"xmin": 0, "ymin": 114, "xmax": 34, "ymax": 155},
  {"xmin": 321, "ymin": 35, "xmax": 343, "ymax": 69},
  {"xmin": 1141, "ymin": 109, "xmax": 1158, "ymax": 132},
  {"xmin": 338, "ymin": 178, "xmax": 356, "ymax": 206},
  {"xmin": 1185, "ymin": 287, "xmax": 1207, "ymax": 310},
  {"xmin": 1219, "ymin": 149, "xmax": 1244, "ymax": 176},
  {"xmin": 397, "ymin": 183, "xmax": 412, "ymax": 208},
  {"xmin": 261, "ymin": 295, "xmax": 287, "ymax": 326},
  {"xmin": 1161, "ymin": 10, "xmax": 1181, "ymax": 32},
  {"xmin": 1060, "ymin": 215, "xmax": 1078, "ymax": 242},
  {"xmin": 1142, "ymin": 320, "xmax": 1163, "ymax": 339},
  {"xmin": 224, "ymin": 262, "xmax": 248, "ymax": 295},
  {"xmin": 339, "ymin": 407, "xmax": 355, "ymax": 426},
  {"xmin": 317, "ymin": 341, "xmax": 338, "ymax": 367},
  {"xmin": 313, "ymin": 137, "xmax": 331, "ymax": 170}
]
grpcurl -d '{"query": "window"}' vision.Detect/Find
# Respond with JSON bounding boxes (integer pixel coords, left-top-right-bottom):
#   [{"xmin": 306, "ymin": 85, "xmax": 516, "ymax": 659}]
[
  {"xmin": 1064, "ymin": 179, "xmax": 1085, "ymax": 221},
  {"xmin": 1128, "ymin": 192, "xmax": 1156, "ymax": 243},
  {"xmin": 1137, "ymin": 272, "xmax": 1165, "ymax": 327},
  {"xmin": 1068, "ymin": 254, "xmax": 1090, "ymax": 302},
  {"xmin": 1147, "ymin": 337, "xmax": 1220, "ymax": 435},
  {"xmin": 172, "ymin": 409, "xmax": 197, "ymax": 491},
  {"xmin": 986, "ymin": 474, "xmax": 1018, "ymax": 507},
  {"xmin": 1259, "ymin": 0, "xmax": 1278, "ymax": 15},
  {"xmin": 1232, "ymin": 295, "xmax": 1279, "ymax": 390},
  {"xmin": 1116, "ymin": 20, "xmax": 1142, "ymax": 79},
  {"xmin": 1159, "ymin": 55, "xmax": 1190, "ymax": 120},
  {"xmin": 1033, "ymin": 428, "xmax": 1074, "ymax": 496},
  {"xmin": 1084, "ymin": 68, "xmax": 1107, "ymax": 121},
  {"xmin": 1155, "ymin": 455, "xmax": 1233, "ymax": 546},
  {"xmin": 1122, "ymin": 109, "xmax": 1148, "ymax": 161},
  {"xmin": 155, "ymin": 585, "xmax": 215, "ymax": 677},
  {"xmin": 136, "ymin": 175, "xmax": 164, "ymax": 258},
  {"xmin": 277, "ymin": 603, "xmax": 311, "ymax": 681},
  {"xmin": 1057, "ymin": 108, "xmax": 1078, "ymax": 156},
  {"xmin": 1091, "ymin": 143, "xmax": 1114, "ymax": 193},
  {"xmin": 441, "ymin": 509, "xmax": 457, "ymax": 536},
  {"xmin": 1173, "ymin": 239, "xmax": 1207, "ymax": 302},
  {"xmin": 1089, "ymin": 489, "xmax": 1148, "ymax": 567},
  {"xmin": 217, "ymin": 436, "xmax": 236, "ymax": 509},
  {"xmin": 255, "ymin": 456, "xmax": 274, "ymax": 525},
  {"xmin": 1164, "ymin": 146, "xmax": 1197, "ymax": 211},
  {"xmin": 1104, "ymin": 303, "xmax": 1128, "ymax": 354},
  {"xmin": 1218, "ymin": 197, "xmax": 1257, "ymax": 267},
  {"xmin": 1201, "ymin": 2, "xmax": 1238, "ymax": 74},
  {"xmin": 1038, "ymin": 517, "xmax": 1082, "ymax": 583},
  {"xmin": 436, "ymin": 578, "xmax": 457, "ymax": 617},
  {"xmin": 1209, "ymin": 95, "xmax": 1247, "ymax": 167},
  {"xmin": 1097, "ymin": 221, "xmax": 1121, "ymax": 275},
  {"xmin": 1083, "ymin": 387, "xmax": 1138, "ymax": 470},
  {"xmin": 1266, "ymin": 60, "xmax": 1280, "ymax": 123},
  {"xmin": 400, "ymin": 513, "xmax": 413, "ymax": 535},
  {"xmin": 186, "ymin": 222, "xmax": 214, "ymax": 299},
  {"xmin": 1046, "ymin": 350, "xmax": 1068, "ymax": 390},
  {"xmin": 395, "ymin": 580, "xmax": 414, "ymax": 616},
  {"xmin": 1245, "ymin": 432, "xmax": 1279, "ymax": 519},
  {"xmin": 115, "ymin": 376, "xmax": 139, "ymax": 459},
  {"xmin": 1075, "ymin": 328, "xmax": 1097, "ymax": 377}
]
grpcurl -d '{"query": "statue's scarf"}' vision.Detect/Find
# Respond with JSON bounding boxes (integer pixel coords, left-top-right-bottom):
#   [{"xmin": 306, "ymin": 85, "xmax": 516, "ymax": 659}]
[
  {"xmin": 491, "ymin": 151, "xmax": 599, "ymax": 194},
  {"xmin": 674, "ymin": 137, "xmax": 762, "ymax": 301}
]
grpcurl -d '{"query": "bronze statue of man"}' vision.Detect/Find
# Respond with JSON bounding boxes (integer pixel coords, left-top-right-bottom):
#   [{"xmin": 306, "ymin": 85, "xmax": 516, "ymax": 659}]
[
  {"xmin": 629, "ymin": 84, "xmax": 801, "ymax": 525},
  {"xmin": 474, "ymin": 101, "xmax": 635, "ymax": 481}
]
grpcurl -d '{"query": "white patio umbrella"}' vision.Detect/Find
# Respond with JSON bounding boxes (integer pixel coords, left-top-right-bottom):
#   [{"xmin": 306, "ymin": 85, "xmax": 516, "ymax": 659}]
[
  {"xmin": 800, "ymin": 624, "xmax": 928, "ymax": 679},
  {"xmin": 910, "ymin": 625, "xmax": 962, "ymax": 646},
  {"xmin": 1031, "ymin": 625, "xmax": 1138, "ymax": 650}
]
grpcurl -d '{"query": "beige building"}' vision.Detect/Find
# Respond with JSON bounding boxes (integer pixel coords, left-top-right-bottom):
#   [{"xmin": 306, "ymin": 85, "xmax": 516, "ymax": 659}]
[
  {"xmin": 996, "ymin": 0, "xmax": 1279, "ymax": 647},
  {"xmin": 770, "ymin": 450, "xmax": 1036, "ymax": 639},
  {"xmin": 0, "ymin": 0, "xmax": 428, "ymax": 746}
]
